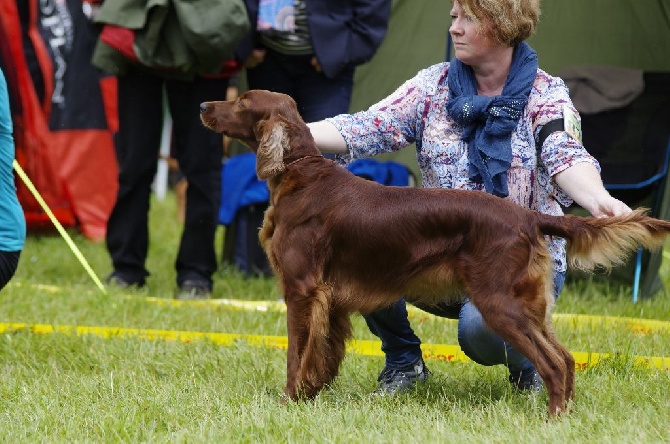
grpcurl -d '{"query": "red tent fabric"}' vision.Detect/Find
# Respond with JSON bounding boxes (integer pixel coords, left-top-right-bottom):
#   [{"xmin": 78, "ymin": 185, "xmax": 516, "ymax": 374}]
[{"xmin": 0, "ymin": 0, "xmax": 118, "ymax": 241}]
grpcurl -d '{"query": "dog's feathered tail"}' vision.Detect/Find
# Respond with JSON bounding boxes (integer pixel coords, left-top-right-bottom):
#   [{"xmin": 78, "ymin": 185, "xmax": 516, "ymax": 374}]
[{"xmin": 536, "ymin": 208, "xmax": 670, "ymax": 272}]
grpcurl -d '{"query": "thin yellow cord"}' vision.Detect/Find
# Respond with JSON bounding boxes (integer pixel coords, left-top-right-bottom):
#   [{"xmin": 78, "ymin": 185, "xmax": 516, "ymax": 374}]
[{"xmin": 13, "ymin": 160, "xmax": 107, "ymax": 294}]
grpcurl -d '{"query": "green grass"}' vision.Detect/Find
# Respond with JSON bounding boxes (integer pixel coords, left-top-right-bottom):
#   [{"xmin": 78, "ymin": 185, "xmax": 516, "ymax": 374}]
[{"xmin": 1, "ymin": 192, "xmax": 669, "ymax": 443}]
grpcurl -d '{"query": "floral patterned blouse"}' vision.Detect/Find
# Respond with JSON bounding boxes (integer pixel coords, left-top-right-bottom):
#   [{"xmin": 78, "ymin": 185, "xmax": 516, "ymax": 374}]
[{"xmin": 326, "ymin": 62, "xmax": 600, "ymax": 272}]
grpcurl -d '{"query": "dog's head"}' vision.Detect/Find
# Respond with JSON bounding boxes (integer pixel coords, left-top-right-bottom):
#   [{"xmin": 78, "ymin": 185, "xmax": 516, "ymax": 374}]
[{"xmin": 200, "ymin": 89, "xmax": 314, "ymax": 180}]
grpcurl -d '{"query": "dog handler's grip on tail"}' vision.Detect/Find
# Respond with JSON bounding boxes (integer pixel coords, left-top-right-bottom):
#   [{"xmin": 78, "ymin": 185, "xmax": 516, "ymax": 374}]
[{"xmin": 554, "ymin": 162, "xmax": 631, "ymax": 218}]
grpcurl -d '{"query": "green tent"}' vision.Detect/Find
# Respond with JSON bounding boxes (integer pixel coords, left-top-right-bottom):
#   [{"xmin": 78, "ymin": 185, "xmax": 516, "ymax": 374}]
[
  {"xmin": 349, "ymin": 0, "xmax": 670, "ymax": 299},
  {"xmin": 351, "ymin": 0, "xmax": 669, "ymax": 161}
]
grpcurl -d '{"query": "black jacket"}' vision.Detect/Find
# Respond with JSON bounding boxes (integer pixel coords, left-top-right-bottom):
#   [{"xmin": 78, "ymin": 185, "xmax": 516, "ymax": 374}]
[{"xmin": 237, "ymin": 0, "xmax": 391, "ymax": 79}]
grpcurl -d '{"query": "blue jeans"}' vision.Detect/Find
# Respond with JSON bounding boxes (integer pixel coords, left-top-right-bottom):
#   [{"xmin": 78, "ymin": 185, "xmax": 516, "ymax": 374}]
[{"xmin": 364, "ymin": 271, "xmax": 566, "ymax": 376}]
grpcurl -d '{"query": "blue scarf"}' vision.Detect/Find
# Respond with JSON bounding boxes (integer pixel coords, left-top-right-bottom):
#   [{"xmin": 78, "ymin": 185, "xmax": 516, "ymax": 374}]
[{"xmin": 446, "ymin": 42, "xmax": 538, "ymax": 197}]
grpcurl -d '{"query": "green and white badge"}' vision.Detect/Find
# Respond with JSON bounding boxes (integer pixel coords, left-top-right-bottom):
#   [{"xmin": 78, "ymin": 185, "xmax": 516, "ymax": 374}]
[{"xmin": 563, "ymin": 105, "xmax": 582, "ymax": 144}]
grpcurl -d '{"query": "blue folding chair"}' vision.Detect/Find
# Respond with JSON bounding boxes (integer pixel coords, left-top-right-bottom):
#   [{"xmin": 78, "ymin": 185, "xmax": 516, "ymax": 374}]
[
  {"xmin": 576, "ymin": 72, "xmax": 670, "ymax": 301},
  {"xmin": 604, "ymin": 141, "xmax": 670, "ymax": 302}
]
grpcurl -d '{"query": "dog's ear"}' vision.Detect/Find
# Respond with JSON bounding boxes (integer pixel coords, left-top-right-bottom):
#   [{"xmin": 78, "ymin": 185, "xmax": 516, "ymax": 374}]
[{"xmin": 254, "ymin": 115, "xmax": 289, "ymax": 180}]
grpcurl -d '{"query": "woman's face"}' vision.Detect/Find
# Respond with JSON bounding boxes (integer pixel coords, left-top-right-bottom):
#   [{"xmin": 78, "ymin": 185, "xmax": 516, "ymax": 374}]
[{"xmin": 449, "ymin": 1, "xmax": 501, "ymax": 66}]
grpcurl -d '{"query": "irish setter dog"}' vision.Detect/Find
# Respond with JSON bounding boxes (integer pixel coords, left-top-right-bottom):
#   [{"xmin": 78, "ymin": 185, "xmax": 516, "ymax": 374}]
[{"xmin": 200, "ymin": 90, "xmax": 670, "ymax": 415}]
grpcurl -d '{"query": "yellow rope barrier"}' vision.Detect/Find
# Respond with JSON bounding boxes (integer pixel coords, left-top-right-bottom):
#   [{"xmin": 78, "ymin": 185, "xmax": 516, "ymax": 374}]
[
  {"xmin": 8, "ymin": 282, "xmax": 670, "ymax": 335},
  {"xmin": 1, "ymin": 321, "xmax": 667, "ymax": 371},
  {"xmin": 12, "ymin": 160, "xmax": 106, "ymax": 294}
]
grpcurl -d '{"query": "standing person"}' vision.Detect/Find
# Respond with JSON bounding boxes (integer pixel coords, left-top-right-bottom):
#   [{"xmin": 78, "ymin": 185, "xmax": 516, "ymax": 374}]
[
  {"xmin": 105, "ymin": 70, "xmax": 231, "ymax": 299},
  {"xmin": 0, "ymin": 67, "xmax": 26, "ymax": 291},
  {"xmin": 92, "ymin": 1, "xmax": 244, "ymax": 299},
  {"xmin": 307, "ymin": 0, "xmax": 631, "ymax": 395},
  {"xmin": 236, "ymin": 0, "xmax": 392, "ymax": 123}
]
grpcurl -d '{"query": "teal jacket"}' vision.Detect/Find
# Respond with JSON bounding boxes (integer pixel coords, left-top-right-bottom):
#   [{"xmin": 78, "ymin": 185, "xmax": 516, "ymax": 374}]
[
  {"xmin": 92, "ymin": 0, "xmax": 249, "ymax": 79},
  {"xmin": 0, "ymin": 68, "xmax": 26, "ymax": 252}
]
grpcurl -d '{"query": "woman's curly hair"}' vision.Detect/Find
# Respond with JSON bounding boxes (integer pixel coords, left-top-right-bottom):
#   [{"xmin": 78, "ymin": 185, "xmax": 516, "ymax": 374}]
[{"xmin": 454, "ymin": 0, "xmax": 540, "ymax": 46}]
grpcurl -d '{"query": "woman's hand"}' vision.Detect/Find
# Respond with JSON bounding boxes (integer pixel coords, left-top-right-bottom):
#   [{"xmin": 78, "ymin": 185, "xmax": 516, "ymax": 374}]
[
  {"xmin": 554, "ymin": 162, "xmax": 633, "ymax": 218},
  {"xmin": 245, "ymin": 49, "xmax": 267, "ymax": 69},
  {"xmin": 311, "ymin": 56, "xmax": 323, "ymax": 73},
  {"xmin": 587, "ymin": 194, "xmax": 632, "ymax": 218}
]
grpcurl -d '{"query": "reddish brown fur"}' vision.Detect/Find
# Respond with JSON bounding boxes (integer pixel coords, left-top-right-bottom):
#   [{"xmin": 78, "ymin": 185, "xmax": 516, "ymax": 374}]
[{"xmin": 200, "ymin": 90, "xmax": 670, "ymax": 415}]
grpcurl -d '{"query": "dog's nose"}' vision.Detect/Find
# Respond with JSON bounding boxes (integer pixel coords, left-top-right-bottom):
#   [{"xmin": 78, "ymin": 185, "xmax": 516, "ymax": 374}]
[{"xmin": 199, "ymin": 102, "xmax": 208, "ymax": 114}]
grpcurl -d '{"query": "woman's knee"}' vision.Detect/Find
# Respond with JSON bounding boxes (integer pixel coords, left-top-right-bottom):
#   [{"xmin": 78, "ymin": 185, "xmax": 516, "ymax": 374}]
[{"xmin": 457, "ymin": 301, "xmax": 508, "ymax": 366}]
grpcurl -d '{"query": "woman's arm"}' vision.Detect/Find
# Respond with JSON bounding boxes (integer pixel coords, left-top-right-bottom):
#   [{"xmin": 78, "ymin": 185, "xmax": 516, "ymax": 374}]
[
  {"xmin": 307, "ymin": 121, "xmax": 348, "ymax": 154},
  {"xmin": 554, "ymin": 162, "xmax": 631, "ymax": 217}
]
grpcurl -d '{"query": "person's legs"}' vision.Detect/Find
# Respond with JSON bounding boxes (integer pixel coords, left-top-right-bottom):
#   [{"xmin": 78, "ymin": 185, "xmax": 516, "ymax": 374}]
[
  {"xmin": 365, "ymin": 299, "xmax": 424, "ymax": 368},
  {"xmin": 364, "ymin": 299, "xmax": 428, "ymax": 393},
  {"xmin": 0, "ymin": 250, "xmax": 20, "ymax": 291},
  {"xmin": 292, "ymin": 63, "xmax": 354, "ymax": 122},
  {"xmin": 245, "ymin": 49, "xmax": 298, "ymax": 99},
  {"xmin": 106, "ymin": 68, "xmax": 165, "ymax": 286},
  {"xmin": 167, "ymin": 76, "xmax": 228, "ymax": 294},
  {"xmin": 246, "ymin": 49, "xmax": 354, "ymax": 122},
  {"xmin": 457, "ymin": 270, "xmax": 567, "ymax": 390}
]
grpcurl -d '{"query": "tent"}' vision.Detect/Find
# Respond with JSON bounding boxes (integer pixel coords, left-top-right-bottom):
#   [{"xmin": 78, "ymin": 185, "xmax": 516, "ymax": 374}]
[
  {"xmin": 0, "ymin": 0, "xmax": 118, "ymax": 241},
  {"xmin": 345, "ymin": 0, "xmax": 670, "ymax": 298}
]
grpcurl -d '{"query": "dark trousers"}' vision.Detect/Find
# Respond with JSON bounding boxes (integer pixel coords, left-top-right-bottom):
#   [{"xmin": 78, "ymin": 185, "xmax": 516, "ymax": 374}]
[
  {"xmin": 0, "ymin": 250, "xmax": 20, "ymax": 291},
  {"xmin": 246, "ymin": 49, "xmax": 355, "ymax": 122},
  {"xmin": 106, "ymin": 67, "xmax": 228, "ymax": 287}
]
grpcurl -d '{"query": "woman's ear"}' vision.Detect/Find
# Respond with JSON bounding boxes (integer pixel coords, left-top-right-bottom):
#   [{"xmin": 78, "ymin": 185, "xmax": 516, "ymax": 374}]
[{"xmin": 254, "ymin": 115, "xmax": 288, "ymax": 180}]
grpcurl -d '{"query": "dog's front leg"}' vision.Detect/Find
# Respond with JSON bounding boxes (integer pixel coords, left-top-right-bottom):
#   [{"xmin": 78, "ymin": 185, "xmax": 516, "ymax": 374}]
[
  {"xmin": 284, "ymin": 293, "xmax": 307, "ymax": 401},
  {"xmin": 283, "ymin": 280, "xmax": 341, "ymax": 400},
  {"xmin": 259, "ymin": 207, "xmax": 275, "ymax": 262}
]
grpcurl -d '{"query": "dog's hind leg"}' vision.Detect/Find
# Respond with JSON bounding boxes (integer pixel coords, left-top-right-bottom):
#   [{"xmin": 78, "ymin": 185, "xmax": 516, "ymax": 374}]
[
  {"xmin": 470, "ymin": 285, "xmax": 568, "ymax": 416},
  {"xmin": 549, "ymin": 332, "xmax": 575, "ymax": 403},
  {"xmin": 525, "ymin": 327, "xmax": 570, "ymax": 415}
]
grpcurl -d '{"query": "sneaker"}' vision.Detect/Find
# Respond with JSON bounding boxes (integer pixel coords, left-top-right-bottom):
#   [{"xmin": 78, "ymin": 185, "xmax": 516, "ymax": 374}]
[
  {"xmin": 176, "ymin": 279, "xmax": 212, "ymax": 300},
  {"xmin": 509, "ymin": 369, "xmax": 543, "ymax": 392},
  {"xmin": 374, "ymin": 357, "xmax": 430, "ymax": 395},
  {"xmin": 106, "ymin": 272, "xmax": 145, "ymax": 289}
]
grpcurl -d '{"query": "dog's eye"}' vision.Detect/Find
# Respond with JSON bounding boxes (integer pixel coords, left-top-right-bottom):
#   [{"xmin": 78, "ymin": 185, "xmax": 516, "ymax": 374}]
[{"xmin": 236, "ymin": 98, "xmax": 247, "ymax": 110}]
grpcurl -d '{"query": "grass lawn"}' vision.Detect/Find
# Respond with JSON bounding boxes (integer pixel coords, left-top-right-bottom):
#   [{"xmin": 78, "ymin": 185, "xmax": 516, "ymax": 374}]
[{"xmin": 1, "ymin": 192, "xmax": 669, "ymax": 443}]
